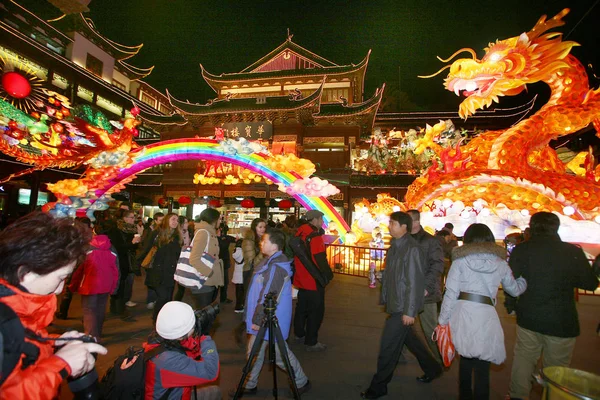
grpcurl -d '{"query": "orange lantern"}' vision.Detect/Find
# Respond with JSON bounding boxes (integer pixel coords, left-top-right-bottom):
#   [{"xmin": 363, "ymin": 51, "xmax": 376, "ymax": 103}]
[
  {"xmin": 158, "ymin": 197, "xmax": 168, "ymax": 207},
  {"xmin": 241, "ymin": 199, "xmax": 255, "ymax": 208}
]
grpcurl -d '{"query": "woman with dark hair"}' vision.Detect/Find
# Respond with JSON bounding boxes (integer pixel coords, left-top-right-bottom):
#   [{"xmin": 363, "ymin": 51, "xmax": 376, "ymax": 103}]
[
  {"xmin": 108, "ymin": 209, "xmax": 142, "ymax": 319},
  {"xmin": 0, "ymin": 212, "xmax": 107, "ymax": 398},
  {"xmin": 189, "ymin": 208, "xmax": 224, "ymax": 310},
  {"xmin": 438, "ymin": 223, "xmax": 527, "ymax": 400},
  {"xmin": 240, "ymin": 218, "xmax": 266, "ymax": 307},
  {"xmin": 138, "ymin": 213, "xmax": 183, "ymax": 322}
]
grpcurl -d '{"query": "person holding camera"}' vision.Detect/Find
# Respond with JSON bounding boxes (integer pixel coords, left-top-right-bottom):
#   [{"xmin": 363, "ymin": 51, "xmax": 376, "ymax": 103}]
[
  {"xmin": 234, "ymin": 228, "xmax": 311, "ymax": 396},
  {"xmin": 0, "ymin": 212, "xmax": 108, "ymax": 400},
  {"xmin": 143, "ymin": 301, "xmax": 220, "ymax": 400}
]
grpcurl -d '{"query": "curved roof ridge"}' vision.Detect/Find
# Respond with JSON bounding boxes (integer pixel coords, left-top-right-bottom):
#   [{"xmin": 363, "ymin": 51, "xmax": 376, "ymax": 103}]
[
  {"xmin": 83, "ymin": 16, "xmax": 143, "ymax": 51},
  {"xmin": 118, "ymin": 60, "xmax": 154, "ymax": 79}
]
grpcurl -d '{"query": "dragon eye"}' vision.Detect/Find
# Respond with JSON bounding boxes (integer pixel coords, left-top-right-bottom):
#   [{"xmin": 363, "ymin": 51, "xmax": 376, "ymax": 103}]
[{"xmin": 489, "ymin": 53, "xmax": 502, "ymax": 62}]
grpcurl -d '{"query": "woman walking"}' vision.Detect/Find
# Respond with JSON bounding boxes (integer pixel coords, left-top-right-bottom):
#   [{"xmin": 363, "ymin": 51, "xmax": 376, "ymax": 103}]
[
  {"xmin": 438, "ymin": 223, "xmax": 527, "ymax": 400},
  {"xmin": 189, "ymin": 208, "xmax": 224, "ymax": 310},
  {"xmin": 138, "ymin": 213, "xmax": 183, "ymax": 322}
]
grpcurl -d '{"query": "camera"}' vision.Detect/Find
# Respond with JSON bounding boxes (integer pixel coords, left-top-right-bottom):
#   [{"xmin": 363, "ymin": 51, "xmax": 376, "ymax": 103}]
[
  {"xmin": 194, "ymin": 303, "xmax": 220, "ymax": 336},
  {"xmin": 67, "ymin": 335, "xmax": 100, "ymax": 400}
]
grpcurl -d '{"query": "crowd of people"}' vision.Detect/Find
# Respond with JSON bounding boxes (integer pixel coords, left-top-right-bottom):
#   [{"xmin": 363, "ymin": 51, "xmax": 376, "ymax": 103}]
[{"xmin": 0, "ymin": 206, "xmax": 598, "ymax": 400}]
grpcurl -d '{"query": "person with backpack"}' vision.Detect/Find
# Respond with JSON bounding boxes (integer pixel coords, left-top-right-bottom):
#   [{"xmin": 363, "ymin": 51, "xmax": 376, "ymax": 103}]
[
  {"xmin": 143, "ymin": 301, "xmax": 220, "ymax": 399},
  {"xmin": 69, "ymin": 221, "xmax": 120, "ymax": 340},
  {"xmin": 0, "ymin": 212, "xmax": 107, "ymax": 399},
  {"xmin": 292, "ymin": 210, "xmax": 332, "ymax": 352}
]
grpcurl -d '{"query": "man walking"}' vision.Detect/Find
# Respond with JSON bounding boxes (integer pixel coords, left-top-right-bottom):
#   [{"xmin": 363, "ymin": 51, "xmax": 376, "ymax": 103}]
[
  {"xmin": 361, "ymin": 212, "xmax": 443, "ymax": 399},
  {"xmin": 407, "ymin": 210, "xmax": 445, "ymax": 366},
  {"xmin": 507, "ymin": 212, "xmax": 599, "ymax": 400},
  {"xmin": 293, "ymin": 210, "xmax": 331, "ymax": 352}
]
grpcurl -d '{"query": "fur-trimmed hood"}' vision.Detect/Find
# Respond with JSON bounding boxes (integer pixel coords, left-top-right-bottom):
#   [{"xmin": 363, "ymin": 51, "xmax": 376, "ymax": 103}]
[{"xmin": 452, "ymin": 242, "xmax": 507, "ymax": 274}]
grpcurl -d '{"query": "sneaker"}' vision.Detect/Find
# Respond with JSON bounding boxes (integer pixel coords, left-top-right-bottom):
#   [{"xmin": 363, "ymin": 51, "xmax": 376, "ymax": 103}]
[
  {"xmin": 234, "ymin": 308, "xmax": 244, "ymax": 314},
  {"xmin": 305, "ymin": 342, "xmax": 327, "ymax": 352},
  {"xmin": 294, "ymin": 335, "xmax": 305, "ymax": 344},
  {"xmin": 146, "ymin": 302, "xmax": 155, "ymax": 310},
  {"xmin": 297, "ymin": 380, "xmax": 312, "ymax": 395},
  {"xmin": 228, "ymin": 386, "xmax": 257, "ymax": 397},
  {"xmin": 221, "ymin": 298, "xmax": 233, "ymax": 304},
  {"xmin": 125, "ymin": 301, "xmax": 137, "ymax": 307},
  {"xmin": 360, "ymin": 388, "xmax": 387, "ymax": 399}
]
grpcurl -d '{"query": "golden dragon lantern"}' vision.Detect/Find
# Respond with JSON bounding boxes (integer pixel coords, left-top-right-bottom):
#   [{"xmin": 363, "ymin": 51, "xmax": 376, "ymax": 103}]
[{"xmin": 409, "ymin": 8, "xmax": 600, "ymax": 221}]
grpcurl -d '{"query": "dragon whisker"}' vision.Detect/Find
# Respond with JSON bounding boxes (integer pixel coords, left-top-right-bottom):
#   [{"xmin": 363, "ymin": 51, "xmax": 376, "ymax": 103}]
[
  {"xmin": 437, "ymin": 48, "xmax": 479, "ymax": 63},
  {"xmin": 418, "ymin": 64, "xmax": 452, "ymax": 79}
]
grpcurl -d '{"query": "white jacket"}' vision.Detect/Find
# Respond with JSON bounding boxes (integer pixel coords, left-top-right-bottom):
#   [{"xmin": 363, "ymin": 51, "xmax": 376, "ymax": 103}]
[{"xmin": 439, "ymin": 242, "xmax": 527, "ymax": 364}]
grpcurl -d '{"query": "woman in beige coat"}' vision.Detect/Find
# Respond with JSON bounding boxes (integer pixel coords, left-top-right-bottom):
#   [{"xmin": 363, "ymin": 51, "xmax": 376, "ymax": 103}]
[{"xmin": 189, "ymin": 208, "xmax": 224, "ymax": 310}]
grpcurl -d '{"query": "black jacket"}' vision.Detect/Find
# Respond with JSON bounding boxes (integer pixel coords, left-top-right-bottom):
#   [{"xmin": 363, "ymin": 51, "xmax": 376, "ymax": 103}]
[
  {"xmin": 412, "ymin": 227, "xmax": 445, "ymax": 303},
  {"xmin": 380, "ymin": 234, "xmax": 426, "ymax": 317},
  {"xmin": 508, "ymin": 234, "xmax": 598, "ymax": 338},
  {"xmin": 138, "ymin": 230, "xmax": 182, "ymax": 287},
  {"xmin": 108, "ymin": 227, "xmax": 137, "ymax": 277}
]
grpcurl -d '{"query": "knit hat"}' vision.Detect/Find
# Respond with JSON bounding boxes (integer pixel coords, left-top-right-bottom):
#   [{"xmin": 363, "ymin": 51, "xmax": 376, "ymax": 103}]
[
  {"xmin": 305, "ymin": 210, "xmax": 324, "ymax": 221},
  {"xmin": 156, "ymin": 301, "xmax": 196, "ymax": 340}
]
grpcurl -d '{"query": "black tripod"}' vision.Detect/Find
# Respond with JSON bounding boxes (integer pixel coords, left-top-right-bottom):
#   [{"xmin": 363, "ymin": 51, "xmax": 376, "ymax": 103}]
[{"xmin": 232, "ymin": 292, "xmax": 301, "ymax": 400}]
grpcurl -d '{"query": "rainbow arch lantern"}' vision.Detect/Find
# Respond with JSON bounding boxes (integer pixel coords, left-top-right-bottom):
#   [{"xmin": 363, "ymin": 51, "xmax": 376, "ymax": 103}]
[{"xmin": 55, "ymin": 138, "xmax": 351, "ymax": 242}]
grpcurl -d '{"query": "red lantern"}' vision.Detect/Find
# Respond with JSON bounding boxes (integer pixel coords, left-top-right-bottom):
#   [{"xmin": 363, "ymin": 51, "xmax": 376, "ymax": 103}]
[
  {"xmin": 2, "ymin": 72, "xmax": 31, "ymax": 98},
  {"xmin": 178, "ymin": 196, "xmax": 192, "ymax": 205},
  {"xmin": 278, "ymin": 199, "xmax": 293, "ymax": 209},
  {"xmin": 208, "ymin": 199, "xmax": 222, "ymax": 208},
  {"xmin": 241, "ymin": 199, "xmax": 255, "ymax": 208},
  {"xmin": 158, "ymin": 197, "xmax": 167, "ymax": 207}
]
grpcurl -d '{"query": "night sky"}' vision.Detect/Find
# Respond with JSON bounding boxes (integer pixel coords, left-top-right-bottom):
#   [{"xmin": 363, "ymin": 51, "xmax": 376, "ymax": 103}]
[{"xmin": 19, "ymin": 0, "xmax": 600, "ymax": 111}]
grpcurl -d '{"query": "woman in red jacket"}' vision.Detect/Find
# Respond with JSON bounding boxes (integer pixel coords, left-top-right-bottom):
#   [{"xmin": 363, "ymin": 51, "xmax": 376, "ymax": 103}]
[
  {"xmin": 0, "ymin": 212, "xmax": 107, "ymax": 400},
  {"xmin": 69, "ymin": 221, "xmax": 120, "ymax": 340}
]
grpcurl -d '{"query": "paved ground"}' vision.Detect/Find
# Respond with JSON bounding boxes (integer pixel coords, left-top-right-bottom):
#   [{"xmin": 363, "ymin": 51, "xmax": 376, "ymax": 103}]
[{"xmin": 53, "ymin": 273, "xmax": 600, "ymax": 400}]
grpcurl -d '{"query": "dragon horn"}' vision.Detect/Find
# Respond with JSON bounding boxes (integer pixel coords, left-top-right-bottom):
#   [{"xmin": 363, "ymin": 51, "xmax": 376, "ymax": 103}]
[{"xmin": 527, "ymin": 8, "xmax": 569, "ymax": 40}]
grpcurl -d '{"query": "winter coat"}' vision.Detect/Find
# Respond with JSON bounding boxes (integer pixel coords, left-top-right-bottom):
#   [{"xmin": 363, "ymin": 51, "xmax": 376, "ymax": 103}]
[
  {"xmin": 241, "ymin": 230, "xmax": 264, "ymax": 273},
  {"xmin": 143, "ymin": 335, "xmax": 219, "ymax": 400},
  {"xmin": 412, "ymin": 227, "xmax": 445, "ymax": 303},
  {"xmin": 189, "ymin": 222, "xmax": 224, "ymax": 291},
  {"xmin": 439, "ymin": 243, "xmax": 527, "ymax": 365},
  {"xmin": 0, "ymin": 280, "xmax": 71, "ymax": 400},
  {"xmin": 380, "ymin": 234, "xmax": 426, "ymax": 317},
  {"xmin": 139, "ymin": 230, "xmax": 182, "ymax": 288},
  {"xmin": 245, "ymin": 251, "xmax": 293, "ymax": 340},
  {"xmin": 508, "ymin": 234, "xmax": 599, "ymax": 338},
  {"xmin": 292, "ymin": 223, "xmax": 330, "ymax": 291},
  {"xmin": 218, "ymin": 234, "xmax": 236, "ymax": 269},
  {"xmin": 69, "ymin": 235, "xmax": 119, "ymax": 295},
  {"xmin": 108, "ymin": 222, "xmax": 138, "ymax": 277}
]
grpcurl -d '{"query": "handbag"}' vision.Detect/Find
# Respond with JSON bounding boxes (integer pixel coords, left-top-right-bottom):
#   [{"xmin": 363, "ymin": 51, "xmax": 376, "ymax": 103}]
[
  {"xmin": 432, "ymin": 324, "xmax": 456, "ymax": 367},
  {"xmin": 140, "ymin": 246, "xmax": 157, "ymax": 269},
  {"xmin": 174, "ymin": 230, "xmax": 213, "ymax": 289}
]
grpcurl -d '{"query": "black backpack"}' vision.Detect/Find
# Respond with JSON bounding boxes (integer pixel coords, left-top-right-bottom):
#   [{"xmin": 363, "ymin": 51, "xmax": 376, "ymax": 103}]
[
  {"xmin": 0, "ymin": 291, "xmax": 42, "ymax": 387},
  {"xmin": 99, "ymin": 344, "xmax": 172, "ymax": 400},
  {"xmin": 289, "ymin": 230, "xmax": 333, "ymax": 287}
]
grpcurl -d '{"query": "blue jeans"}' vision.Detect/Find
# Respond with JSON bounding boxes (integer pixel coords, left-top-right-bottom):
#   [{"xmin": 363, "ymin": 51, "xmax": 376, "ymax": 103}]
[{"xmin": 81, "ymin": 293, "xmax": 109, "ymax": 339}]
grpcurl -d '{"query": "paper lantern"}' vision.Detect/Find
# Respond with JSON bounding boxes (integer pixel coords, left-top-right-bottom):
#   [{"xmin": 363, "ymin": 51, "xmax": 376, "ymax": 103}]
[
  {"xmin": 158, "ymin": 197, "xmax": 168, "ymax": 207},
  {"xmin": 178, "ymin": 196, "xmax": 192, "ymax": 205},
  {"xmin": 208, "ymin": 199, "xmax": 222, "ymax": 208},
  {"xmin": 2, "ymin": 72, "xmax": 31, "ymax": 98},
  {"xmin": 279, "ymin": 199, "xmax": 293, "ymax": 209},
  {"xmin": 241, "ymin": 199, "xmax": 255, "ymax": 208}
]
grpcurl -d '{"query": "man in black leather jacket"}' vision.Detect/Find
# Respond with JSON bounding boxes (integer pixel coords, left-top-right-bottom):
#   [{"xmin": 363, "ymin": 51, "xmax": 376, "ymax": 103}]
[{"xmin": 361, "ymin": 212, "xmax": 443, "ymax": 399}]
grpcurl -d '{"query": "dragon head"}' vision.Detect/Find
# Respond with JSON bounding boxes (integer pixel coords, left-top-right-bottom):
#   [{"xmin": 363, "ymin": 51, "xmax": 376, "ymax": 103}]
[{"xmin": 421, "ymin": 9, "xmax": 578, "ymax": 119}]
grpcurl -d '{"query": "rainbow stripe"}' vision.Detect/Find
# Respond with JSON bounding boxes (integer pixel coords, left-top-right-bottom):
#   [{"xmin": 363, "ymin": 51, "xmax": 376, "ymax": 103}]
[{"xmin": 95, "ymin": 138, "xmax": 350, "ymax": 241}]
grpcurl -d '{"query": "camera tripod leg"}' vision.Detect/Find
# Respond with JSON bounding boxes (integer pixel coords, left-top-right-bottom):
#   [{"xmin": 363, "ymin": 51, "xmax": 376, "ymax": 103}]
[
  {"xmin": 272, "ymin": 318, "xmax": 301, "ymax": 400},
  {"xmin": 268, "ymin": 315, "xmax": 278, "ymax": 399},
  {"xmin": 232, "ymin": 323, "xmax": 268, "ymax": 400}
]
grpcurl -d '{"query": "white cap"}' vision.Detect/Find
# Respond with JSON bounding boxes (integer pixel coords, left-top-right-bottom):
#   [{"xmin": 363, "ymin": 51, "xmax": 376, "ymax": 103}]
[{"xmin": 156, "ymin": 301, "xmax": 196, "ymax": 340}]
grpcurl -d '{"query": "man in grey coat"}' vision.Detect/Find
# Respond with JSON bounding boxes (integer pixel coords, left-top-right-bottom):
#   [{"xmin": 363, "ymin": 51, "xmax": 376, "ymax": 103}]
[
  {"xmin": 361, "ymin": 212, "xmax": 443, "ymax": 399},
  {"xmin": 408, "ymin": 209, "xmax": 445, "ymax": 365}
]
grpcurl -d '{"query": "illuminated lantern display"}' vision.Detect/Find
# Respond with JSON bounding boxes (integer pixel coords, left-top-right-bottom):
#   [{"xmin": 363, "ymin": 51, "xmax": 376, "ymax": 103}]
[
  {"xmin": 178, "ymin": 196, "xmax": 191, "ymax": 206},
  {"xmin": 208, "ymin": 199, "xmax": 222, "ymax": 208},
  {"xmin": 2, "ymin": 71, "xmax": 31, "ymax": 98},
  {"xmin": 158, "ymin": 197, "xmax": 168, "ymax": 207},
  {"xmin": 241, "ymin": 199, "xmax": 255, "ymax": 209},
  {"xmin": 278, "ymin": 199, "xmax": 293, "ymax": 209}
]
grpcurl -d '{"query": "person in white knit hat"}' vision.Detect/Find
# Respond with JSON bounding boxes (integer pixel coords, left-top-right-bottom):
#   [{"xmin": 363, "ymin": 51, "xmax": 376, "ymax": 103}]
[{"xmin": 143, "ymin": 301, "xmax": 221, "ymax": 399}]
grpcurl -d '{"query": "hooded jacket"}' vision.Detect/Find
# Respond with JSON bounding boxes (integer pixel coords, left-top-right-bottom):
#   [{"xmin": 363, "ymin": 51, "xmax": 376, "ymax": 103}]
[
  {"xmin": 411, "ymin": 227, "xmax": 445, "ymax": 303},
  {"xmin": 508, "ymin": 234, "xmax": 598, "ymax": 338},
  {"xmin": 143, "ymin": 335, "xmax": 219, "ymax": 400},
  {"xmin": 438, "ymin": 242, "xmax": 527, "ymax": 364},
  {"xmin": 69, "ymin": 235, "xmax": 119, "ymax": 295},
  {"xmin": 245, "ymin": 251, "xmax": 293, "ymax": 340},
  {"xmin": 380, "ymin": 234, "xmax": 426, "ymax": 317},
  {"xmin": 0, "ymin": 280, "xmax": 70, "ymax": 400}
]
